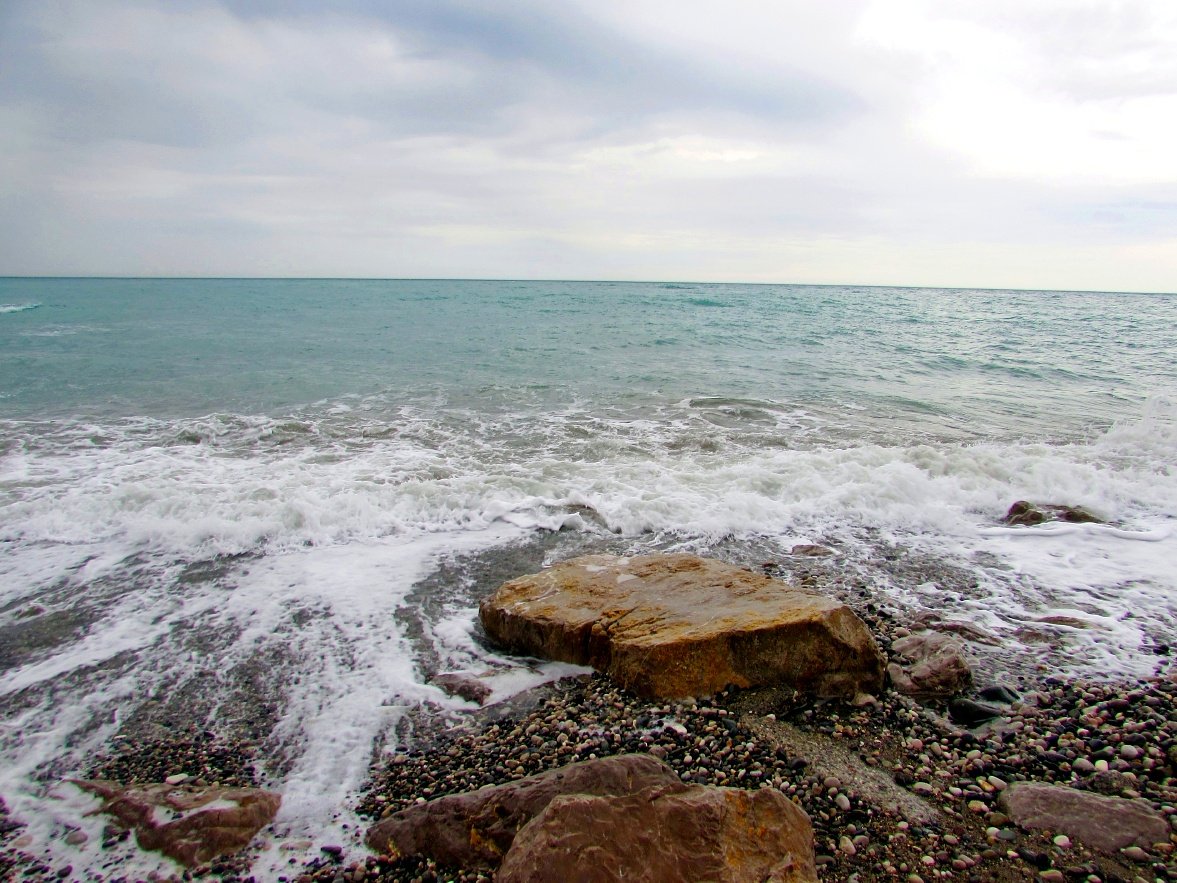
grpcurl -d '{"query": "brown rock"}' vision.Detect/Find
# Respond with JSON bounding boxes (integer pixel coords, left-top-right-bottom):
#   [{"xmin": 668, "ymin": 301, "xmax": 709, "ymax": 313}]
[
  {"xmin": 1000, "ymin": 782, "xmax": 1168, "ymax": 853},
  {"xmin": 365, "ymin": 754, "xmax": 686, "ymax": 868},
  {"xmin": 497, "ymin": 784, "xmax": 817, "ymax": 883},
  {"xmin": 1004, "ymin": 501, "xmax": 1103, "ymax": 527},
  {"xmin": 71, "ymin": 780, "xmax": 280, "ymax": 867},
  {"xmin": 790, "ymin": 544, "xmax": 833, "ymax": 557},
  {"xmin": 887, "ymin": 632, "xmax": 972, "ymax": 698},
  {"xmin": 431, "ymin": 671, "xmax": 493, "ymax": 704},
  {"xmin": 478, "ymin": 553, "xmax": 884, "ymax": 699}
]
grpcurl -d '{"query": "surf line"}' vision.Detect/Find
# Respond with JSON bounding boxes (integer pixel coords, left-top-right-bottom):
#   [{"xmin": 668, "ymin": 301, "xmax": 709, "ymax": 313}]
[{"xmin": 979, "ymin": 524, "xmax": 1170, "ymax": 542}]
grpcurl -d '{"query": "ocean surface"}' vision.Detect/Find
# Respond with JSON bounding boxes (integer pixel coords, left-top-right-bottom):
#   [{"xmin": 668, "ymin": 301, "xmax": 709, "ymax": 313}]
[{"xmin": 2, "ymin": 278, "xmax": 1176, "ymax": 877}]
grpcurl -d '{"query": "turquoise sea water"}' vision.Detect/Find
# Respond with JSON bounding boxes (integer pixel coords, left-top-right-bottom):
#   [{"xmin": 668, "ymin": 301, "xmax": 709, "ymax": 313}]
[
  {"xmin": 2, "ymin": 278, "xmax": 1176, "ymax": 876},
  {"xmin": 2, "ymin": 279, "xmax": 1173, "ymax": 437}
]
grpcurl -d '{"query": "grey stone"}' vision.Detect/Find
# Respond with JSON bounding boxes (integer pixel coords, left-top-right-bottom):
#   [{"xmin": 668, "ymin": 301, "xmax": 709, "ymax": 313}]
[{"xmin": 1001, "ymin": 782, "xmax": 1168, "ymax": 853}]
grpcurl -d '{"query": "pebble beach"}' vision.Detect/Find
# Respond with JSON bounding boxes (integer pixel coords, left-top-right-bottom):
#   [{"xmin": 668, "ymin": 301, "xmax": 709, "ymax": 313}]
[{"xmin": 3, "ymin": 562, "xmax": 1176, "ymax": 883}]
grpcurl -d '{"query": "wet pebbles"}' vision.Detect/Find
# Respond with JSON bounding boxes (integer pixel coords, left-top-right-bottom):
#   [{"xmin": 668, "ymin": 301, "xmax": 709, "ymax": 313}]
[
  {"xmin": 3, "ymin": 673, "xmax": 1177, "ymax": 881},
  {"xmin": 337, "ymin": 673, "xmax": 1176, "ymax": 883}
]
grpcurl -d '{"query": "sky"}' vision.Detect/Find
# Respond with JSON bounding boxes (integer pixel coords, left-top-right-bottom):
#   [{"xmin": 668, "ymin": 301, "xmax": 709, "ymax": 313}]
[{"xmin": 1, "ymin": 0, "xmax": 1175, "ymax": 291}]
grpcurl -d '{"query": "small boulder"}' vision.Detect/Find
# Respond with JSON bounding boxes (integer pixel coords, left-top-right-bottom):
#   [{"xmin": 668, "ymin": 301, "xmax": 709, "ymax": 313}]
[
  {"xmin": 71, "ymin": 780, "xmax": 280, "ymax": 867},
  {"xmin": 887, "ymin": 632, "xmax": 972, "ymax": 698},
  {"xmin": 479, "ymin": 553, "xmax": 884, "ymax": 699},
  {"xmin": 365, "ymin": 754, "xmax": 685, "ymax": 869},
  {"xmin": 431, "ymin": 672, "xmax": 493, "ymax": 705},
  {"xmin": 497, "ymin": 784, "xmax": 817, "ymax": 883},
  {"xmin": 790, "ymin": 544, "xmax": 833, "ymax": 557},
  {"xmin": 1003, "ymin": 501, "xmax": 1103, "ymax": 527},
  {"xmin": 1000, "ymin": 782, "xmax": 1168, "ymax": 853}
]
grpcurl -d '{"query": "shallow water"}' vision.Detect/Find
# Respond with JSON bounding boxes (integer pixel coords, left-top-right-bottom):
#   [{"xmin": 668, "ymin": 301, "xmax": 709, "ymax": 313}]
[{"xmin": 2, "ymin": 279, "xmax": 1175, "ymax": 877}]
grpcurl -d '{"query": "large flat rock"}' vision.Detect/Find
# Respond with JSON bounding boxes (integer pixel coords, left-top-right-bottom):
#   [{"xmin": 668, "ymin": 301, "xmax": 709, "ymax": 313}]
[
  {"xmin": 498, "ymin": 784, "xmax": 818, "ymax": 883},
  {"xmin": 479, "ymin": 553, "xmax": 884, "ymax": 699},
  {"xmin": 1000, "ymin": 782, "xmax": 1170, "ymax": 853}
]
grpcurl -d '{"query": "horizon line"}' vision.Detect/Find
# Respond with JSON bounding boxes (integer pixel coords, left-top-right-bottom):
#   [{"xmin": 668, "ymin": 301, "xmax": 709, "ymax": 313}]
[{"xmin": 0, "ymin": 275, "xmax": 1173, "ymax": 297}]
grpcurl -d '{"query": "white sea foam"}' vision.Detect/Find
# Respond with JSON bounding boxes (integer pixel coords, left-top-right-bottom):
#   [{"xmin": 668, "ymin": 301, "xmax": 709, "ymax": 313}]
[
  {"xmin": 0, "ymin": 302, "xmax": 41, "ymax": 314},
  {"xmin": 0, "ymin": 522, "xmax": 579, "ymax": 878}
]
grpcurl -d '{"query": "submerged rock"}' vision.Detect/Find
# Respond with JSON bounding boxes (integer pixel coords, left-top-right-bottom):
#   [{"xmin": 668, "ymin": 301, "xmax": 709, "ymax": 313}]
[
  {"xmin": 478, "ymin": 553, "xmax": 884, "ymax": 699},
  {"xmin": 365, "ymin": 754, "xmax": 685, "ymax": 869},
  {"xmin": 886, "ymin": 632, "xmax": 972, "ymax": 698},
  {"xmin": 789, "ymin": 544, "xmax": 833, "ymax": 557},
  {"xmin": 1000, "ymin": 782, "xmax": 1168, "ymax": 853},
  {"xmin": 498, "ymin": 784, "xmax": 817, "ymax": 883},
  {"xmin": 71, "ymin": 780, "xmax": 280, "ymax": 867},
  {"xmin": 431, "ymin": 671, "xmax": 494, "ymax": 705},
  {"xmin": 1003, "ymin": 501, "xmax": 1103, "ymax": 527}
]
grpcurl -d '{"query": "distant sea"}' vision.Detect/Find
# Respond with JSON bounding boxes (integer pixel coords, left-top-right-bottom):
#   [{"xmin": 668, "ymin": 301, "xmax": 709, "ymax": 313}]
[{"xmin": 2, "ymin": 278, "xmax": 1176, "ymax": 875}]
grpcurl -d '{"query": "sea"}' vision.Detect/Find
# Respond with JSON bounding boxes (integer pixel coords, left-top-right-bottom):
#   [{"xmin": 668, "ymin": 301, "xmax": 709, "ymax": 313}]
[{"xmin": 2, "ymin": 278, "xmax": 1176, "ymax": 878}]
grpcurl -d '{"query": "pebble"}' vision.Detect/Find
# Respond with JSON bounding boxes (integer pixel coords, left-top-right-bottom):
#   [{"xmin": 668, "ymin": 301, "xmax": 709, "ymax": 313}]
[
  {"xmin": 1052, "ymin": 834, "xmax": 1071, "ymax": 849},
  {"xmin": 1119, "ymin": 845, "xmax": 1149, "ymax": 862}
]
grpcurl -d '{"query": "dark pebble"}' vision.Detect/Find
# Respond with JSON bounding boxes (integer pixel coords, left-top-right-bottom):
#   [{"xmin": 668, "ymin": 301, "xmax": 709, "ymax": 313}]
[
  {"xmin": 948, "ymin": 697, "xmax": 1002, "ymax": 725},
  {"xmin": 978, "ymin": 685, "xmax": 1020, "ymax": 704}
]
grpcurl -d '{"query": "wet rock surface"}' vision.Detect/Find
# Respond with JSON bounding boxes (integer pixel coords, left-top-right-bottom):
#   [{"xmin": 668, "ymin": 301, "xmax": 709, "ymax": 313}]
[
  {"xmin": 888, "ymin": 632, "xmax": 974, "ymax": 698},
  {"xmin": 479, "ymin": 553, "xmax": 885, "ymax": 698},
  {"xmin": 1003, "ymin": 501, "xmax": 1104, "ymax": 527},
  {"xmin": 430, "ymin": 672, "xmax": 494, "ymax": 705},
  {"xmin": 365, "ymin": 754, "xmax": 686, "ymax": 867},
  {"xmin": 70, "ymin": 780, "xmax": 281, "ymax": 868},
  {"xmin": 497, "ymin": 783, "xmax": 817, "ymax": 883}
]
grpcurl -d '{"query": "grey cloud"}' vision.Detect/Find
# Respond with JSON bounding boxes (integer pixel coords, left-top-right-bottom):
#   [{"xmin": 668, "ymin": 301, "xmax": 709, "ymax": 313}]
[{"xmin": 2, "ymin": 0, "xmax": 860, "ymax": 155}]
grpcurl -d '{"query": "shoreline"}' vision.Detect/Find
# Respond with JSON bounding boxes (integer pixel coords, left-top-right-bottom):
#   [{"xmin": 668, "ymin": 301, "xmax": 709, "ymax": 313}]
[
  {"xmin": 2, "ymin": 540, "xmax": 1176, "ymax": 881},
  {"xmin": 3, "ymin": 668, "xmax": 1175, "ymax": 882}
]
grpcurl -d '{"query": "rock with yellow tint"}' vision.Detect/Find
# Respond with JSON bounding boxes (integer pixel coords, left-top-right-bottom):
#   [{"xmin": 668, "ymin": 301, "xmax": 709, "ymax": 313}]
[
  {"xmin": 478, "ymin": 553, "xmax": 884, "ymax": 699},
  {"xmin": 497, "ymin": 784, "xmax": 818, "ymax": 883}
]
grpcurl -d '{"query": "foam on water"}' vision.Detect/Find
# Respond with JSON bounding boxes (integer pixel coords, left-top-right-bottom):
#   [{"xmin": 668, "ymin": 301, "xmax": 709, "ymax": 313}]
[
  {"xmin": 0, "ymin": 516, "xmax": 583, "ymax": 878},
  {"xmin": 0, "ymin": 303, "xmax": 41, "ymax": 314}
]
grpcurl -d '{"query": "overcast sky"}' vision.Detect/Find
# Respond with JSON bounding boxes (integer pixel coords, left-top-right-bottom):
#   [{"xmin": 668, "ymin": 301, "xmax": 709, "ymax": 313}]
[{"xmin": 1, "ymin": 1, "xmax": 1175, "ymax": 290}]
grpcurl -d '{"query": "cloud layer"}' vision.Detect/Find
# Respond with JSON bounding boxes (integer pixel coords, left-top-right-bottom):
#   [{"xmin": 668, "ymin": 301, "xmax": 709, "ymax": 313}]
[{"xmin": 1, "ymin": 0, "xmax": 1175, "ymax": 290}]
